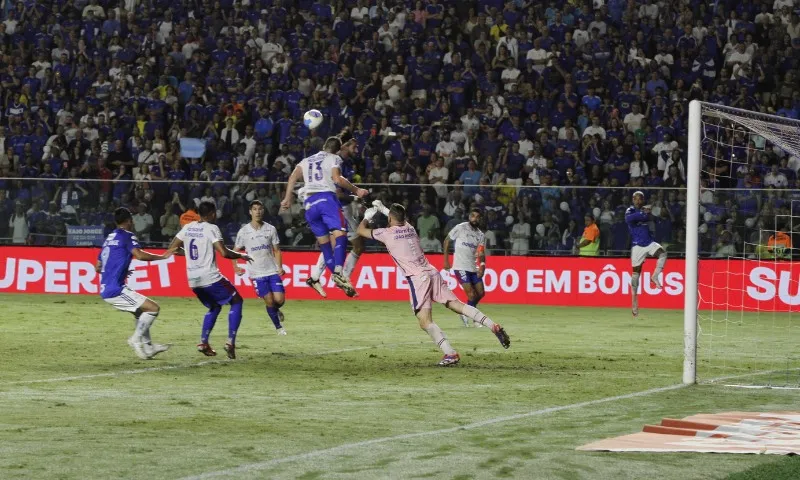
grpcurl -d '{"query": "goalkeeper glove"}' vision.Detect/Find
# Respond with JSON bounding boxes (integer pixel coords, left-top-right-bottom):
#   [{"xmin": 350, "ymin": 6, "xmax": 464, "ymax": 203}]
[
  {"xmin": 372, "ymin": 199, "xmax": 389, "ymax": 216},
  {"xmin": 364, "ymin": 206, "xmax": 379, "ymax": 222}
]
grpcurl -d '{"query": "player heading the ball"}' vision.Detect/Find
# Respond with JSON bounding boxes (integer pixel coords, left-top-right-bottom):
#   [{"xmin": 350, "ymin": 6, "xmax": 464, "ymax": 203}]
[
  {"xmin": 280, "ymin": 136, "xmax": 368, "ymax": 297},
  {"xmin": 358, "ymin": 202, "xmax": 510, "ymax": 366}
]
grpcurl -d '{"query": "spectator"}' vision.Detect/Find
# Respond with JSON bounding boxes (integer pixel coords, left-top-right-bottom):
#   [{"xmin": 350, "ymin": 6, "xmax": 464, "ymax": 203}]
[
  {"xmin": 9, "ymin": 202, "xmax": 28, "ymax": 244},
  {"xmin": 160, "ymin": 199, "xmax": 181, "ymax": 240},
  {"xmin": 133, "ymin": 203, "xmax": 154, "ymax": 243},
  {"xmin": 420, "ymin": 228, "xmax": 443, "ymax": 253},
  {"xmin": 416, "ymin": 204, "xmax": 440, "ymax": 240},
  {"xmin": 510, "ymin": 214, "xmax": 531, "ymax": 255},
  {"xmin": 575, "ymin": 213, "xmax": 600, "ymax": 256}
]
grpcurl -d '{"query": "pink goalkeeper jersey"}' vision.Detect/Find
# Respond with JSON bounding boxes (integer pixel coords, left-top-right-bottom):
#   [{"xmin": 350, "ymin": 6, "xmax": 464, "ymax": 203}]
[{"xmin": 372, "ymin": 223, "xmax": 439, "ymax": 277}]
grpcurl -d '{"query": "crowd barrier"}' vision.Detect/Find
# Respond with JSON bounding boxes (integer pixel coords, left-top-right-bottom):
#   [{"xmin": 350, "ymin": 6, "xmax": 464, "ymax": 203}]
[{"xmin": 0, "ymin": 247, "xmax": 798, "ymax": 311}]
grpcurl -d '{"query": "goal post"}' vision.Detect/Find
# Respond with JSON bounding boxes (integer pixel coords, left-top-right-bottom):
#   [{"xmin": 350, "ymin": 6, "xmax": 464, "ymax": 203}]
[
  {"xmin": 684, "ymin": 100, "xmax": 701, "ymax": 385},
  {"xmin": 684, "ymin": 100, "xmax": 800, "ymax": 387}
]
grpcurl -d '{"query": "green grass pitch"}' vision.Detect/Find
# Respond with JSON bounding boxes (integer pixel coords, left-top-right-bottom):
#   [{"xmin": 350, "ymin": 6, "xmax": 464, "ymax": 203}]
[{"xmin": 1, "ymin": 293, "xmax": 799, "ymax": 479}]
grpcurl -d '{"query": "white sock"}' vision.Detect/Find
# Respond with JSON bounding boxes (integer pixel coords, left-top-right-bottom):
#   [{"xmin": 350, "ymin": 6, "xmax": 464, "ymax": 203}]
[
  {"xmin": 343, "ymin": 252, "xmax": 359, "ymax": 279},
  {"xmin": 311, "ymin": 253, "xmax": 326, "ymax": 281},
  {"xmin": 136, "ymin": 312, "xmax": 158, "ymax": 343},
  {"xmin": 423, "ymin": 323, "xmax": 457, "ymax": 355},
  {"xmin": 631, "ymin": 272, "xmax": 640, "ymax": 311},
  {"xmin": 653, "ymin": 252, "xmax": 667, "ymax": 279},
  {"xmin": 461, "ymin": 304, "xmax": 496, "ymax": 329}
]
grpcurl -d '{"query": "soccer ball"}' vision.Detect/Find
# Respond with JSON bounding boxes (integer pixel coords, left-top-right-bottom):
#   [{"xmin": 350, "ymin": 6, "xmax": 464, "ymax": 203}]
[{"xmin": 303, "ymin": 109, "xmax": 323, "ymax": 130}]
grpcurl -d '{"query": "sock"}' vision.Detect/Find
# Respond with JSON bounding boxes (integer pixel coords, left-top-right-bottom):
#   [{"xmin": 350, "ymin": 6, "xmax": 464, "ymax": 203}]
[
  {"xmin": 334, "ymin": 236, "xmax": 348, "ymax": 271},
  {"xmin": 228, "ymin": 301, "xmax": 243, "ymax": 345},
  {"xmin": 423, "ymin": 323, "xmax": 457, "ymax": 355},
  {"xmin": 320, "ymin": 242, "xmax": 335, "ymax": 274},
  {"xmin": 266, "ymin": 306, "xmax": 283, "ymax": 329},
  {"xmin": 461, "ymin": 304, "xmax": 496, "ymax": 329},
  {"xmin": 467, "ymin": 299, "xmax": 477, "ymax": 307},
  {"xmin": 653, "ymin": 252, "xmax": 667, "ymax": 280},
  {"xmin": 201, "ymin": 307, "xmax": 221, "ymax": 344},
  {"xmin": 136, "ymin": 312, "xmax": 158, "ymax": 344},
  {"xmin": 311, "ymin": 253, "xmax": 326, "ymax": 281},
  {"xmin": 631, "ymin": 272, "xmax": 640, "ymax": 311},
  {"xmin": 343, "ymin": 252, "xmax": 359, "ymax": 279}
]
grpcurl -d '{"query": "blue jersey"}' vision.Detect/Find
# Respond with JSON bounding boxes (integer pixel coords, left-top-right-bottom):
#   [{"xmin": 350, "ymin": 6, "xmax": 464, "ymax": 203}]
[
  {"xmin": 98, "ymin": 228, "xmax": 140, "ymax": 299},
  {"xmin": 337, "ymin": 158, "xmax": 355, "ymax": 204},
  {"xmin": 625, "ymin": 206, "xmax": 653, "ymax": 247}
]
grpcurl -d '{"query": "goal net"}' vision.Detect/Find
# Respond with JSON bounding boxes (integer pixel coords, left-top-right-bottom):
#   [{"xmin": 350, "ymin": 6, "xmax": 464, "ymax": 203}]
[{"xmin": 686, "ymin": 101, "xmax": 800, "ymax": 387}]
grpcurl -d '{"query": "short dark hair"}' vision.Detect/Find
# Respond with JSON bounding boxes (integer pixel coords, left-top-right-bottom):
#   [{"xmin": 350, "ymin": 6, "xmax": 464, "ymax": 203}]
[
  {"xmin": 198, "ymin": 201, "xmax": 216, "ymax": 217},
  {"xmin": 469, "ymin": 207, "xmax": 483, "ymax": 216},
  {"xmin": 389, "ymin": 203, "xmax": 406, "ymax": 223},
  {"xmin": 114, "ymin": 207, "xmax": 132, "ymax": 226},
  {"xmin": 323, "ymin": 136, "xmax": 342, "ymax": 152},
  {"xmin": 249, "ymin": 200, "xmax": 264, "ymax": 209}
]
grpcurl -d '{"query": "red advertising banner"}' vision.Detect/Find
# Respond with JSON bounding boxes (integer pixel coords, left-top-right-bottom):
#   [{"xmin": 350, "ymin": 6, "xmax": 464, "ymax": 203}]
[{"xmin": 1, "ymin": 247, "xmax": 799, "ymax": 311}]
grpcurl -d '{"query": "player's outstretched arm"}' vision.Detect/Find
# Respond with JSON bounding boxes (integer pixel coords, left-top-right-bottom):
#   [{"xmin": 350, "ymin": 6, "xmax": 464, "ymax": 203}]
[
  {"xmin": 356, "ymin": 218, "xmax": 373, "ymax": 239},
  {"xmin": 131, "ymin": 248, "xmax": 173, "ymax": 262},
  {"xmin": 213, "ymin": 240, "xmax": 253, "ymax": 262},
  {"xmin": 332, "ymin": 167, "xmax": 369, "ymax": 198},
  {"xmin": 280, "ymin": 166, "xmax": 303, "ymax": 210},
  {"xmin": 231, "ymin": 253, "xmax": 245, "ymax": 276},
  {"xmin": 164, "ymin": 237, "xmax": 184, "ymax": 257}
]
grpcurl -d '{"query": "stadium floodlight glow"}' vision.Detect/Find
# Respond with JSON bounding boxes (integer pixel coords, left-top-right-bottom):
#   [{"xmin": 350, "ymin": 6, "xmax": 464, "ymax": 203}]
[{"xmin": 685, "ymin": 100, "xmax": 800, "ymax": 387}]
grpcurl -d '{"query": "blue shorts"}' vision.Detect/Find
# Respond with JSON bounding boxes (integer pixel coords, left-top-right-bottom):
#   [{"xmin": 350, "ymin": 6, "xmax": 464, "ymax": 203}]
[
  {"xmin": 192, "ymin": 278, "xmax": 239, "ymax": 309},
  {"xmin": 253, "ymin": 274, "xmax": 285, "ymax": 298},
  {"xmin": 454, "ymin": 270, "xmax": 482, "ymax": 285},
  {"xmin": 304, "ymin": 192, "xmax": 346, "ymax": 237}
]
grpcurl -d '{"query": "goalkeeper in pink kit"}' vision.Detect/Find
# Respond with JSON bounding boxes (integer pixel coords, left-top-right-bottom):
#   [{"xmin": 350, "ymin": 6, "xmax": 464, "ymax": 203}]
[{"xmin": 357, "ymin": 201, "xmax": 510, "ymax": 366}]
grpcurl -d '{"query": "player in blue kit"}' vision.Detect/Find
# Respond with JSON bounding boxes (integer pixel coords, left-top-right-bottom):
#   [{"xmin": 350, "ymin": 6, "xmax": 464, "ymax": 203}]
[
  {"xmin": 96, "ymin": 207, "xmax": 174, "ymax": 360},
  {"xmin": 625, "ymin": 191, "xmax": 668, "ymax": 318},
  {"xmin": 280, "ymin": 136, "xmax": 369, "ymax": 296},
  {"xmin": 232, "ymin": 200, "xmax": 287, "ymax": 335},
  {"xmin": 166, "ymin": 202, "xmax": 252, "ymax": 359}
]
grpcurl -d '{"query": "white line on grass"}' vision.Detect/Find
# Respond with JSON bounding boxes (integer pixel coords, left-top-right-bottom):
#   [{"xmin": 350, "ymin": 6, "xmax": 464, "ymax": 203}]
[
  {"xmin": 2, "ymin": 342, "xmax": 421, "ymax": 386},
  {"xmin": 181, "ymin": 366, "xmax": 800, "ymax": 480},
  {"xmin": 179, "ymin": 383, "xmax": 688, "ymax": 480}
]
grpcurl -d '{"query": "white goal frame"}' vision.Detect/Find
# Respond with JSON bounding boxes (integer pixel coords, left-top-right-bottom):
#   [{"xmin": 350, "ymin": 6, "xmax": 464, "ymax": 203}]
[{"xmin": 684, "ymin": 100, "xmax": 800, "ymax": 385}]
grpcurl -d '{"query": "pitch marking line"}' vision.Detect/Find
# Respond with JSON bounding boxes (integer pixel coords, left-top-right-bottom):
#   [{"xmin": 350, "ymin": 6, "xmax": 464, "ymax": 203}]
[
  {"xmin": 2, "ymin": 342, "xmax": 422, "ymax": 386},
  {"xmin": 180, "ymin": 383, "xmax": 688, "ymax": 479},
  {"xmin": 181, "ymin": 365, "xmax": 800, "ymax": 480}
]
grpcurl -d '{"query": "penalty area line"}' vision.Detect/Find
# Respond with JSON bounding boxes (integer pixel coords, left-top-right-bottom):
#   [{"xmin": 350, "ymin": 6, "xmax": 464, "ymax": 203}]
[
  {"xmin": 179, "ymin": 383, "xmax": 689, "ymax": 480},
  {"xmin": 2, "ymin": 343, "xmax": 421, "ymax": 386}
]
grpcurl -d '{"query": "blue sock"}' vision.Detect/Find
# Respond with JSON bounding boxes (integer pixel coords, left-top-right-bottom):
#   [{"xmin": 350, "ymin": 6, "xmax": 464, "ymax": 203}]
[
  {"xmin": 266, "ymin": 306, "xmax": 282, "ymax": 329},
  {"xmin": 334, "ymin": 235, "xmax": 348, "ymax": 270},
  {"xmin": 468, "ymin": 299, "xmax": 477, "ymax": 307},
  {"xmin": 201, "ymin": 307, "xmax": 221, "ymax": 344},
  {"xmin": 320, "ymin": 242, "xmax": 335, "ymax": 274},
  {"xmin": 228, "ymin": 301, "xmax": 243, "ymax": 344}
]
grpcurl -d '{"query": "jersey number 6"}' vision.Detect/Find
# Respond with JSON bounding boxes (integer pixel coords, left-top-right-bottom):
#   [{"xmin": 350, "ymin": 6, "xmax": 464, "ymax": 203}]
[{"xmin": 189, "ymin": 239, "xmax": 199, "ymax": 260}]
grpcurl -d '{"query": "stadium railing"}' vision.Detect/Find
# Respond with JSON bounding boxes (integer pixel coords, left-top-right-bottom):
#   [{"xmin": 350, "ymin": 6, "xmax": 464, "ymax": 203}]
[{"xmin": 0, "ymin": 177, "xmax": 797, "ymax": 259}]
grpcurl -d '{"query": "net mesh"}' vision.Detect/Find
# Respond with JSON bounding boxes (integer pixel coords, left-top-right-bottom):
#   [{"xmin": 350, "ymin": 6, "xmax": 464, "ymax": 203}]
[{"xmin": 696, "ymin": 104, "xmax": 800, "ymax": 387}]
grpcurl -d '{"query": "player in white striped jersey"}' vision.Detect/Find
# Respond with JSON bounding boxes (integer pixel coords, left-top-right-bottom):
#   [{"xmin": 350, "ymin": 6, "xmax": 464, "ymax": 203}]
[
  {"xmin": 443, "ymin": 208, "xmax": 487, "ymax": 327},
  {"xmin": 232, "ymin": 200, "xmax": 287, "ymax": 335}
]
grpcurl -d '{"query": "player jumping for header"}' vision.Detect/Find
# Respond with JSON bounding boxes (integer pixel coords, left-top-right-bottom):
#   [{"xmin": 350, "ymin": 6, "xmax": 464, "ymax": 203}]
[
  {"xmin": 166, "ymin": 201, "xmax": 252, "ymax": 359},
  {"xmin": 443, "ymin": 207, "xmax": 487, "ymax": 327},
  {"xmin": 358, "ymin": 202, "xmax": 510, "ymax": 366},
  {"xmin": 281, "ymin": 136, "xmax": 369, "ymax": 297},
  {"xmin": 97, "ymin": 207, "xmax": 173, "ymax": 360},
  {"xmin": 625, "ymin": 191, "xmax": 667, "ymax": 319},
  {"xmin": 232, "ymin": 200, "xmax": 288, "ymax": 335},
  {"xmin": 305, "ymin": 138, "xmax": 364, "ymax": 298}
]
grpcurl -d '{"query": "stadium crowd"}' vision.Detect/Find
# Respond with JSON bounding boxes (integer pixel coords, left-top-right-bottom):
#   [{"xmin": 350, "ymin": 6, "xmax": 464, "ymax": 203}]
[{"xmin": 0, "ymin": 0, "xmax": 799, "ymax": 257}]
